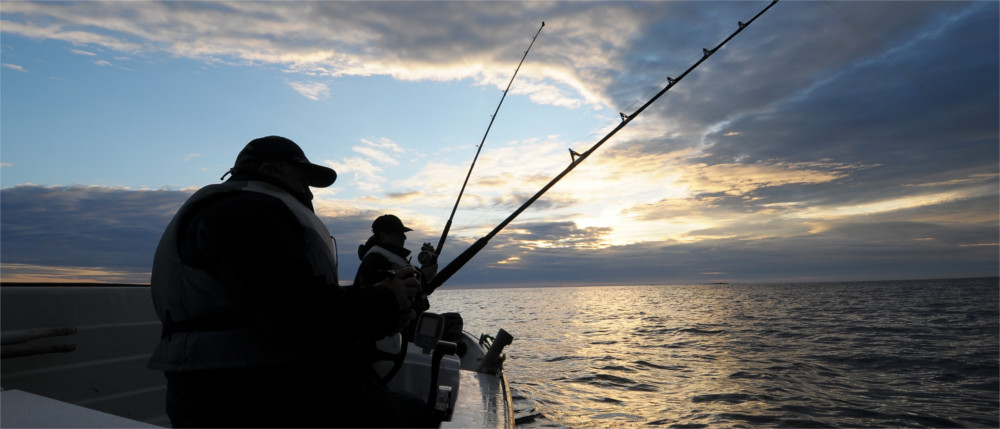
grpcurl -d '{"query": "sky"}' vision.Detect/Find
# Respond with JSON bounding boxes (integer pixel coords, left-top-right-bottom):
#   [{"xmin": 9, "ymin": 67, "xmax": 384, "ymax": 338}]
[{"xmin": 1, "ymin": 1, "xmax": 997, "ymax": 288}]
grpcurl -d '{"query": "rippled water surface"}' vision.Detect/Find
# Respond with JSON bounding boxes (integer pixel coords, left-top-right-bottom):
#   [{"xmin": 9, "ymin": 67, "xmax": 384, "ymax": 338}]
[{"xmin": 431, "ymin": 278, "xmax": 999, "ymax": 428}]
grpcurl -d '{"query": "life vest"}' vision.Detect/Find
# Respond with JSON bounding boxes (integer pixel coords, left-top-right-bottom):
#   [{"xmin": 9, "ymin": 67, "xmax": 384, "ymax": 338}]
[
  {"xmin": 148, "ymin": 179, "xmax": 338, "ymax": 372},
  {"xmin": 364, "ymin": 245, "xmax": 410, "ymax": 269}
]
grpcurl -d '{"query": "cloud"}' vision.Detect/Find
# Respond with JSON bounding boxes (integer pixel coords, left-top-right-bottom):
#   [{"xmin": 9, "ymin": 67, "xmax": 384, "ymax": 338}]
[
  {"xmin": 353, "ymin": 138, "xmax": 404, "ymax": 166},
  {"xmin": 0, "ymin": 185, "xmax": 191, "ymax": 282},
  {"xmin": 287, "ymin": 81, "xmax": 330, "ymax": 100},
  {"xmin": 325, "ymin": 157, "xmax": 384, "ymax": 193},
  {"xmin": 321, "ymin": 137, "xmax": 409, "ymax": 196},
  {"xmin": 362, "ymin": 137, "xmax": 404, "ymax": 153},
  {"xmin": 2, "ymin": 63, "xmax": 26, "ymax": 72},
  {"xmin": 505, "ymin": 221, "xmax": 613, "ymax": 250},
  {"xmin": 0, "ymin": 2, "xmax": 639, "ymax": 110},
  {"xmin": 2, "ymin": 2, "xmax": 993, "ymax": 123},
  {"xmin": 678, "ymin": 161, "xmax": 856, "ymax": 197},
  {"xmin": 0, "ymin": 19, "xmax": 143, "ymax": 53}
]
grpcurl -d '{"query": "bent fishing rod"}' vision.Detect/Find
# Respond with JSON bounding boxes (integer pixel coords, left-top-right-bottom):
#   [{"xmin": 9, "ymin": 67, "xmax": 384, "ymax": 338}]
[
  {"xmin": 435, "ymin": 21, "xmax": 545, "ymax": 256},
  {"xmin": 426, "ymin": 0, "xmax": 778, "ymax": 291}
]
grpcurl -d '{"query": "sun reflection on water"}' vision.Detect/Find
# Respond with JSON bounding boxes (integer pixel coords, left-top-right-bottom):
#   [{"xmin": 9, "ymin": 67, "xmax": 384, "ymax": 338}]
[{"xmin": 432, "ymin": 279, "xmax": 999, "ymax": 428}]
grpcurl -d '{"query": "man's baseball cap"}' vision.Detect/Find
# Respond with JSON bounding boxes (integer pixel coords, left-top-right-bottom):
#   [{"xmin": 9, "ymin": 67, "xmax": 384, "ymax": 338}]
[
  {"xmin": 372, "ymin": 214, "xmax": 413, "ymax": 234},
  {"xmin": 233, "ymin": 136, "xmax": 337, "ymax": 187}
]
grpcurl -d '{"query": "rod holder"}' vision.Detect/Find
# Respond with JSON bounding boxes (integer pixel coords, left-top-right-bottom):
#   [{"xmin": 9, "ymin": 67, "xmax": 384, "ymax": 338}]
[{"xmin": 477, "ymin": 329, "xmax": 513, "ymax": 374}]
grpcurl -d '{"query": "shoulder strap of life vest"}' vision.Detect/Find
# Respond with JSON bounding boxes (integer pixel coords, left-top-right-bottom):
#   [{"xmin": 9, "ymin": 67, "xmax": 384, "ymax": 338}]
[{"xmin": 364, "ymin": 245, "xmax": 410, "ymax": 268}]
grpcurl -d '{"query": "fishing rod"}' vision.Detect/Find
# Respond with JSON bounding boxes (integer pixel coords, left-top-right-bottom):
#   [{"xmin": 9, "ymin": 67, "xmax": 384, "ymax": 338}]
[
  {"xmin": 426, "ymin": 0, "xmax": 778, "ymax": 291},
  {"xmin": 434, "ymin": 21, "xmax": 546, "ymax": 257}
]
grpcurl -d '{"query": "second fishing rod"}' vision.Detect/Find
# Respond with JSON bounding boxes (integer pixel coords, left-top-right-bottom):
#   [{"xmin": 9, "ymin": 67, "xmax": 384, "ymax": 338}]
[
  {"xmin": 426, "ymin": 0, "xmax": 779, "ymax": 291},
  {"xmin": 430, "ymin": 21, "xmax": 545, "ymax": 261}
]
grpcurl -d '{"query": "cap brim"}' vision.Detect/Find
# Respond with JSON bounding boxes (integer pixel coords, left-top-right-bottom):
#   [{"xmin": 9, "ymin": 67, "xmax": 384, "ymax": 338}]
[{"xmin": 304, "ymin": 163, "xmax": 337, "ymax": 188}]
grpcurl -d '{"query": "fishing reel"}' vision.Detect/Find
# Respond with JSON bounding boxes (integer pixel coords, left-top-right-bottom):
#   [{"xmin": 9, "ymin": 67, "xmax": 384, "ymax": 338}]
[{"xmin": 418, "ymin": 243, "xmax": 438, "ymax": 266}]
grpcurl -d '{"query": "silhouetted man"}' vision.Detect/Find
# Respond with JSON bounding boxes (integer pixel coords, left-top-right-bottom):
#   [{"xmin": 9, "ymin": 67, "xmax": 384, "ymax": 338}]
[{"xmin": 148, "ymin": 136, "xmax": 431, "ymax": 427}]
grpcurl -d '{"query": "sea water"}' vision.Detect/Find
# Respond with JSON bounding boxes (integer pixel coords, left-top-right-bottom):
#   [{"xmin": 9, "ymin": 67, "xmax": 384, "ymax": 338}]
[{"xmin": 430, "ymin": 277, "xmax": 999, "ymax": 428}]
